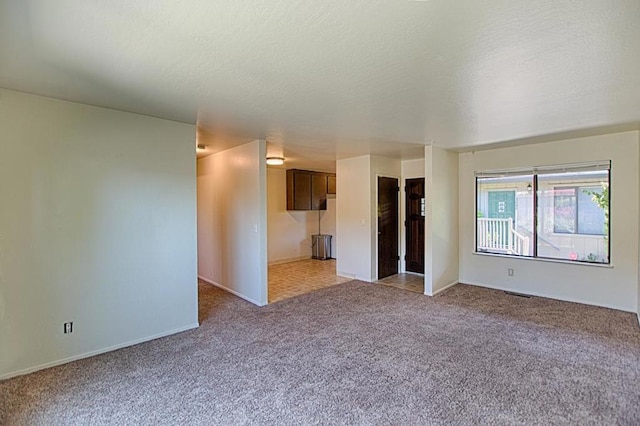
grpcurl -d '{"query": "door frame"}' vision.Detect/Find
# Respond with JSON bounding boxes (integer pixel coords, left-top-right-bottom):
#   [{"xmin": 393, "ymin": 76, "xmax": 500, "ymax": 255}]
[{"xmin": 375, "ymin": 174, "xmax": 400, "ymax": 280}]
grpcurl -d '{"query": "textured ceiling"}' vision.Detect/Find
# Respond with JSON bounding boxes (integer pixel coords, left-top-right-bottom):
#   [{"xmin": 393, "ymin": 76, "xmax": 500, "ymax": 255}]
[{"xmin": 2, "ymin": 0, "xmax": 639, "ymax": 167}]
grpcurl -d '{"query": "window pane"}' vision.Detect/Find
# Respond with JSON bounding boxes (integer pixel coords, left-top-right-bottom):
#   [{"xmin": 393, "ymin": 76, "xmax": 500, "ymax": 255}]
[
  {"xmin": 578, "ymin": 187, "xmax": 606, "ymax": 235},
  {"xmin": 537, "ymin": 171, "xmax": 609, "ymax": 263},
  {"xmin": 476, "ymin": 176, "xmax": 533, "ymax": 256},
  {"xmin": 553, "ymin": 187, "xmax": 576, "ymax": 233}
]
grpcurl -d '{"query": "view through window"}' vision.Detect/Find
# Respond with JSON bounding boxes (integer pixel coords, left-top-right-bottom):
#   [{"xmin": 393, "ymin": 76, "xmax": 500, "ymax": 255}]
[{"xmin": 476, "ymin": 161, "xmax": 610, "ymax": 264}]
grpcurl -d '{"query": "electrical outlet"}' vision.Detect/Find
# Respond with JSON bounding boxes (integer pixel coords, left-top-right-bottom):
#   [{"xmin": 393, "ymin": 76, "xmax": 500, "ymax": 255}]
[
  {"xmin": 508, "ymin": 268, "xmax": 514, "ymax": 277},
  {"xmin": 63, "ymin": 322, "xmax": 73, "ymax": 334}
]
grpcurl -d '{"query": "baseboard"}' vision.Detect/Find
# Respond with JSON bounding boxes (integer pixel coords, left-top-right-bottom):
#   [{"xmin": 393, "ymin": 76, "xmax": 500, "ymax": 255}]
[
  {"xmin": 337, "ymin": 271, "xmax": 356, "ymax": 280},
  {"xmin": 0, "ymin": 322, "xmax": 199, "ymax": 381},
  {"xmin": 336, "ymin": 272, "xmax": 371, "ymax": 283},
  {"xmin": 268, "ymin": 255, "xmax": 311, "ymax": 266},
  {"xmin": 461, "ymin": 280, "xmax": 635, "ymax": 313},
  {"xmin": 431, "ymin": 280, "xmax": 459, "ymax": 296},
  {"xmin": 198, "ymin": 275, "xmax": 266, "ymax": 307}
]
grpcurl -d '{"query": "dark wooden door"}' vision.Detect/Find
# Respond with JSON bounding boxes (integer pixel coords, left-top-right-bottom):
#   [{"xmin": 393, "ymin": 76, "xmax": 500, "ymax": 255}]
[
  {"xmin": 378, "ymin": 177, "xmax": 399, "ymax": 279},
  {"xmin": 405, "ymin": 178, "xmax": 425, "ymax": 274}
]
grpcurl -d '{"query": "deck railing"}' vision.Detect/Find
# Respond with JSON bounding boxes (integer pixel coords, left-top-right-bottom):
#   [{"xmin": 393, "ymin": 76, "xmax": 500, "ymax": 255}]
[{"xmin": 477, "ymin": 218, "xmax": 530, "ymax": 256}]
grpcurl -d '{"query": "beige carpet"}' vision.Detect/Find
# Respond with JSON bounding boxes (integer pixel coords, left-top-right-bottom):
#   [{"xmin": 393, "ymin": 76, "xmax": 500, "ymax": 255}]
[{"xmin": 1, "ymin": 281, "xmax": 639, "ymax": 425}]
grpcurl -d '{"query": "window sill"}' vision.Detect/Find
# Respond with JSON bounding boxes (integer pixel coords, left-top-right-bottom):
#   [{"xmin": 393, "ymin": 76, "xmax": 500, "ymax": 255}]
[{"xmin": 472, "ymin": 251, "xmax": 613, "ymax": 268}]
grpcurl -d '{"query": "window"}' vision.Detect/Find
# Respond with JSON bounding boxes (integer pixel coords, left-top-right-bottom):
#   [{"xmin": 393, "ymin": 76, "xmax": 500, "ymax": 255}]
[
  {"xmin": 552, "ymin": 186, "xmax": 605, "ymax": 235},
  {"xmin": 476, "ymin": 175, "xmax": 533, "ymax": 256},
  {"xmin": 476, "ymin": 161, "xmax": 610, "ymax": 264}
]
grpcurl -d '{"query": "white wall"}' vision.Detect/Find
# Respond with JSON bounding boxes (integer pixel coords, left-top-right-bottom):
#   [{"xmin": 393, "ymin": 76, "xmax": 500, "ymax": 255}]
[
  {"xmin": 267, "ymin": 168, "xmax": 316, "ymax": 264},
  {"xmin": 321, "ymin": 197, "xmax": 337, "ymax": 259},
  {"xmin": 425, "ymin": 147, "xmax": 459, "ymax": 295},
  {"xmin": 459, "ymin": 131, "xmax": 639, "ymax": 312},
  {"xmin": 336, "ymin": 155, "xmax": 401, "ymax": 281},
  {"xmin": 337, "ymin": 155, "xmax": 371, "ymax": 281},
  {"xmin": 266, "ymin": 168, "xmax": 337, "ymax": 263},
  {"xmin": 400, "ymin": 158, "xmax": 425, "ymax": 272},
  {"xmin": 197, "ymin": 140, "xmax": 267, "ymax": 306},
  {"xmin": 0, "ymin": 89, "xmax": 198, "ymax": 379},
  {"xmin": 371, "ymin": 156, "xmax": 402, "ymax": 280}
]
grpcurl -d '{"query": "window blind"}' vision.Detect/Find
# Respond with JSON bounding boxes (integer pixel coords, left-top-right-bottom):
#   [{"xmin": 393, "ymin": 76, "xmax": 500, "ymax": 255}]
[{"xmin": 475, "ymin": 160, "xmax": 610, "ymax": 179}]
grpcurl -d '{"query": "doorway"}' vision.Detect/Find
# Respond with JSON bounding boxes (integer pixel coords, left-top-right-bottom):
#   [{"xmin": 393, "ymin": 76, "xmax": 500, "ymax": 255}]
[
  {"xmin": 377, "ymin": 176, "xmax": 399, "ymax": 280},
  {"xmin": 405, "ymin": 178, "xmax": 425, "ymax": 274}
]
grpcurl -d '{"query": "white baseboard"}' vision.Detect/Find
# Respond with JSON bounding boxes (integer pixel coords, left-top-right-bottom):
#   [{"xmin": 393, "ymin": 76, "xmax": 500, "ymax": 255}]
[
  {"xmin": 431, "ymin": 280, "xmax": 459, "ymax": 296},
  {"xmin": 336, "ymin": 272, "xmax": 372, "ymax": 282},
  {"xmin": 337, "ymin": 271, "xmax": 356, "ymax": 280},
  {"xmin": 198, "ymin": 275, "xmax": 266, "ymax": 307},
  {"xmin": 0, "ymin": 322, "xmax": 199, "ymax": 381},
  {"xmin": 461, "ymin": 280, "xmax": 634, "ymax": 313}
]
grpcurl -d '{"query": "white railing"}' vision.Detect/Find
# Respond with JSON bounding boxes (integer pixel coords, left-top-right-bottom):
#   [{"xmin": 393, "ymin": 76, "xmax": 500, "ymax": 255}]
[{"xmin": 477, "ymin": 218, "xmax": 530, "ymax": 256}]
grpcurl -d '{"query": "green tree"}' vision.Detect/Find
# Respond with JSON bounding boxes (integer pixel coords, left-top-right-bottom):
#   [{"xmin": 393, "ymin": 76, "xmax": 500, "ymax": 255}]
[{"xmin": 584, "ymin": 183, "xmax": 609, "ymax": 242}]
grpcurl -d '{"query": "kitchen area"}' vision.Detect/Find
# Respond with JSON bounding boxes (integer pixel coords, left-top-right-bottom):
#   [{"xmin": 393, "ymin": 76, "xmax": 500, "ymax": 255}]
[{"xmin": 267, "ymin": 166, "xmax": 348, "ymax": 302}]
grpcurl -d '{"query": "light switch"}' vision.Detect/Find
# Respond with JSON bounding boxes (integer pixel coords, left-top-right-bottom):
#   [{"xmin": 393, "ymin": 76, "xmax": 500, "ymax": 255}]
[{"xmin": 251, "ymin": 224, "xmax": 258, "ymax": 232}]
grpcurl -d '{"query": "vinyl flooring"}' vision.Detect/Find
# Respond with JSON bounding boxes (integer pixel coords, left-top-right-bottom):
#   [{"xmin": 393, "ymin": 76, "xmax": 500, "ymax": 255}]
[{"xmin": 268, "ymin": 258, "xmax": 350, "ymax": 303}]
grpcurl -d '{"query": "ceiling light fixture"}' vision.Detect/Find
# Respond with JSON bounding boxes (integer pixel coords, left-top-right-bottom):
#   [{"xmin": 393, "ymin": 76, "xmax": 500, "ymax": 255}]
[{"xmin": 266, "ymin": 157, "xmax": 285, "ymax": 166}]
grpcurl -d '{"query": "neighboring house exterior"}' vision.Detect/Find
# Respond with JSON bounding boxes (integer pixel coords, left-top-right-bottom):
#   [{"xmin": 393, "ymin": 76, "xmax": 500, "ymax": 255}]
[{"xmin": 477, "ymin": 170, "xmax": 608, "ymax": 263}]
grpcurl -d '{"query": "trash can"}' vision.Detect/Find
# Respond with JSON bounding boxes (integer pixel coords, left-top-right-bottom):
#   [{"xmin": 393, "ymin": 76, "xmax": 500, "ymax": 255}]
[{"xmin": 312, "ymin": 234, "xmax": 332, "ymax": 260}]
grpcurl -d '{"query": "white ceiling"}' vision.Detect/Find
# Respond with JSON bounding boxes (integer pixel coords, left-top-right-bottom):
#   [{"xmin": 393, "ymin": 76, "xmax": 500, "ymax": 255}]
[{"xmin": 2, "ymin": 1, "xmax": 639, "ymax": 170}]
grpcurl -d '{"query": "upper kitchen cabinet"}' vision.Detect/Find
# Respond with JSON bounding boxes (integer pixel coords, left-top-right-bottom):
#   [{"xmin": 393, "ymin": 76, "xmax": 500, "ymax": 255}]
[
  {"xmin": 286, "ymin": 169, "xmax": 336, "ymax": 211},
  {"xmin": 287, "ymin": 169, "xmax": 312, "ymax": 210},
  {"xmin": 311, "ymin": 173, "xmax": 327, "ymax": 210},
  {"xmin": 327, "ymin": 174, "xmax": 336, "ymax": 195}
]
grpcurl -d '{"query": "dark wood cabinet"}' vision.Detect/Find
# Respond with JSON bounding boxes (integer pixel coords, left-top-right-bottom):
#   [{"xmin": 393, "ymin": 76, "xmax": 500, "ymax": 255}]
[
  {"xmin": 327, "ymin": 175, "xmax": 336, "ymax": 194},
  {"xmin": 286, "ymin": 169, "xmax": 336, "ymax": 211},
  {"xmin": 287, "ymin": 170, "xmax": 310, "ymax": 210},
  {"xmin": 311, "ymin": 173, "xmax": 327, "ymax": 210}
]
